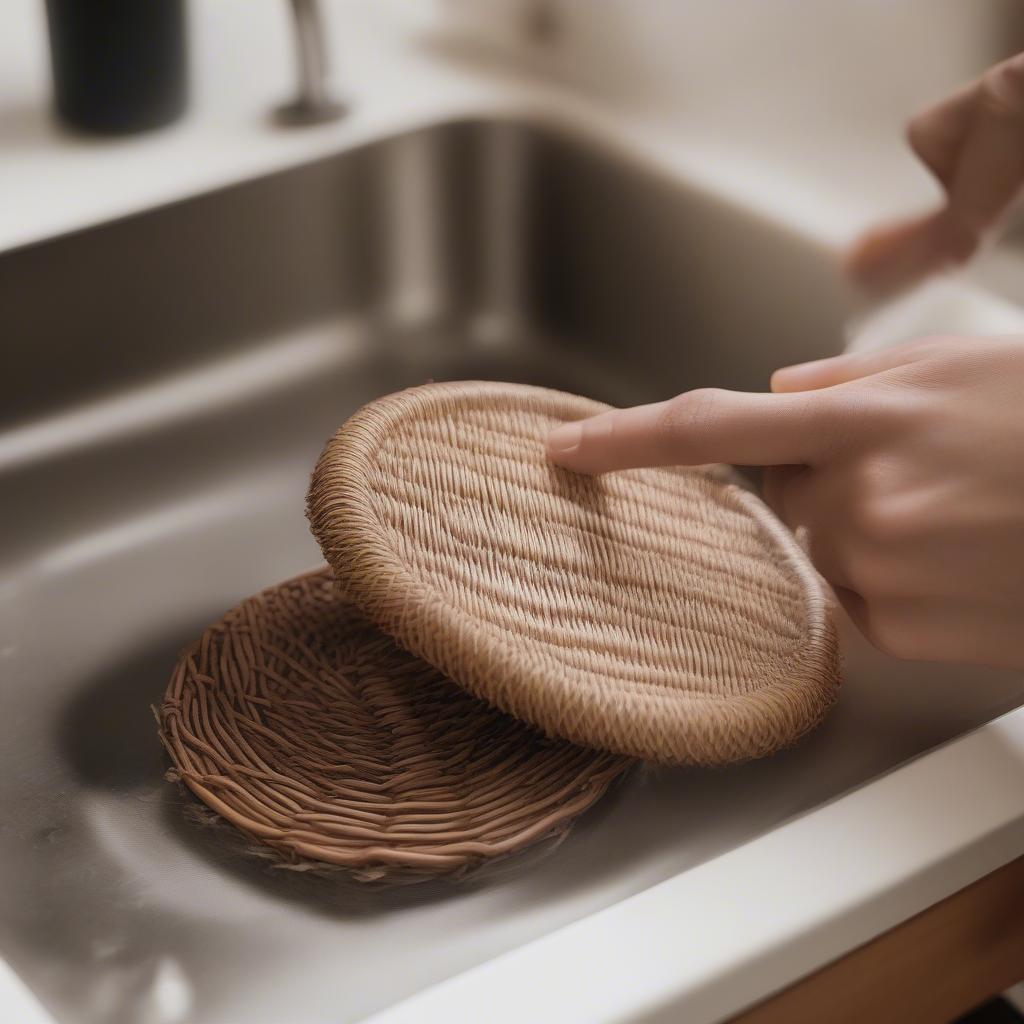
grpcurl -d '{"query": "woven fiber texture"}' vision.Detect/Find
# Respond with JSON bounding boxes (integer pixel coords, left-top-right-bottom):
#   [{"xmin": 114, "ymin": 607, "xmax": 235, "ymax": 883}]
[
  {"xmin": 159, "ymin": 568, "xmax": 627, "ymax": 880},
  {"xmin": 308, "ymin": 381, "xmax": 841, "ymax": 765}
]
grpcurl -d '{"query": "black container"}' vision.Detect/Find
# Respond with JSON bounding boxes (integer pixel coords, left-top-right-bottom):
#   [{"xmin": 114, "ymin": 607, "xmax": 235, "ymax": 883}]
[{"xmin": 44, "ymin": 0, "xmax": 187, "ymax": 135}]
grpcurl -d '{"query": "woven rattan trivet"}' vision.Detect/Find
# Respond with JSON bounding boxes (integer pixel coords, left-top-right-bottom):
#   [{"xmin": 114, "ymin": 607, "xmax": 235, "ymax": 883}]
[
  {"xmin": 159, "ymin": 568, "xmax": 627, "ymax": 880},
  {"xmin": 308, "ymin": 381, "xmax": 841, "ymax": 765}
]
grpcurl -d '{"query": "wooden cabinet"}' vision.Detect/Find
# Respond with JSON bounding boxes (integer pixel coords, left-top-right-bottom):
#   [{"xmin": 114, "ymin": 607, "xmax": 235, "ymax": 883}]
[{"xmin": 731, "ymin": 856, "xmax": 1024, "ymax": 1024}]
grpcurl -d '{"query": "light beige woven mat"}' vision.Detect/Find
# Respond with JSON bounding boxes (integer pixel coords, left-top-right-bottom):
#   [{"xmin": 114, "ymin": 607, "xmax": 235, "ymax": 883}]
[{"xmin": 309, "ymin": 381, "xmax": 841, "ymax": 765}]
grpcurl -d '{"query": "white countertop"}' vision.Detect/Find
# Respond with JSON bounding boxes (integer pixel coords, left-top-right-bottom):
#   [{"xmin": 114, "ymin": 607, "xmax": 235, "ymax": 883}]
[
  {"xmin": 372, "ymin": 706, "xmax": 1024, "ymax": 1024},
  {"xmin": 0, "ymin": 0, "xmax": 938, "ymax": 258},
  {"xmin": 0, "ymin": 1, "xmax": 486, "ymax": 254},
  {"xmin": 4, "ymin": 4, "xmax": 1024, "ymax": 1023}
]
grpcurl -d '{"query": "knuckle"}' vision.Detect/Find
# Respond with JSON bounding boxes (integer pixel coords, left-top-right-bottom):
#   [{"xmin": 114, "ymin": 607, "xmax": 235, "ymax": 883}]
[
  {"xmin": 981, "ymin": 57, "xmax": 1024, "ymax": 114},
  {"xmin": 659, "ymin": 388, "xmax": 724, "ymax": 436},
  {"xmin": 851, "ymin": 498, "xmax": 914, "ymax": 548}
]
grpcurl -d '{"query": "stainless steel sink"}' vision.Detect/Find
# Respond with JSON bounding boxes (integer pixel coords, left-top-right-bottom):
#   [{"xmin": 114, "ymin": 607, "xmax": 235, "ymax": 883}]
[{"xmin": 3, "ymin": 117, "xmax": 1022, "ymax": 1024}]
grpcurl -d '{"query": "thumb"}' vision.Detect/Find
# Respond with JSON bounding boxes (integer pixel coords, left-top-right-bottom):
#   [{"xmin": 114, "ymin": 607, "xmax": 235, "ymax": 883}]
[{"xmin": 546, "ymin": 387, "xmax": 830, "ymax": 474}]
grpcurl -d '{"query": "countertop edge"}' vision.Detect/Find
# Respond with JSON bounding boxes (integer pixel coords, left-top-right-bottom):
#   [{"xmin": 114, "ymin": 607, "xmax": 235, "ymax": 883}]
[{"xmin": 364, "ymin": 704, "xmax": 1024, "ymax": 1024}]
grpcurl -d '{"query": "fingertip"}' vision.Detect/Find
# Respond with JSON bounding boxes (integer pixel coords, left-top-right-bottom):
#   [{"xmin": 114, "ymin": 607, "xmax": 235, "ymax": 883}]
[
  {"xmin": 770, "ymin": 356, "xmax": 839, "ymax": 394},
  {"xmin": 843, "ymin": 224, "xmax": 903, "ymax": 291},
  {"xmin": 843, "ymin": 215, "xmax": 947, "ymax": 297},
  {"xmin": 770, "ymin": 367, "xmax": 798, "ymax": 393}
]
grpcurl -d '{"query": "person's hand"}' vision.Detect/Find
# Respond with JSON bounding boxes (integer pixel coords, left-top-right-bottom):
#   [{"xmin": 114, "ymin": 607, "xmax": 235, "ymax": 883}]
[
  {"xmin": 848, "ymin": 52, "xmax": 1024, "ymax": 293},
  {"xmin": 546, "ymin": 336, "xmax": 1024, "ymax": 669}
]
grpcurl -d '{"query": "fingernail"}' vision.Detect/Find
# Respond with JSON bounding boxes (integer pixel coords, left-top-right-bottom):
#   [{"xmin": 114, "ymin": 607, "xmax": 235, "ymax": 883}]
[{"xmin": 547, "ymin": 422, "xmax": 582, "ymax": 455}]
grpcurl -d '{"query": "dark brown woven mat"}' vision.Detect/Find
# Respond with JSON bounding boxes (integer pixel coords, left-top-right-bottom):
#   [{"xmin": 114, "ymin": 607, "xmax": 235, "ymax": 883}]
[{"xmin": 159, "ymin": 568, "xmax": 629, "ymax": 881}]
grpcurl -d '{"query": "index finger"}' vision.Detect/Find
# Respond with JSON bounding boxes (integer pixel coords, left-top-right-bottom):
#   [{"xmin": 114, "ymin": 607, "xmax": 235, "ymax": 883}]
[{"xmin": 546, "ymin": 387, "xmax": 832, "ymax": 474}]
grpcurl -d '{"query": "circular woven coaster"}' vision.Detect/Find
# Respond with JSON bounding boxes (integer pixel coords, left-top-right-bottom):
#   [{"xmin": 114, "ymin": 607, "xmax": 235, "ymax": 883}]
[
  {"xmin": 308, "ymin": 381, "xmax": 841, "ymax": 765},
  {"xmin": 159, "ymin": 569, "xmax": 627, "ymax": 880}
]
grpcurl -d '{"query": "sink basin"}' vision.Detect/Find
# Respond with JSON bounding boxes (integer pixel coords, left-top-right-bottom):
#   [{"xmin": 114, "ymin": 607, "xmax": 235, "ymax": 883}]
[{"xmin": 3, "ymin": 117, "xmax": 1022, "ymax": 1024}]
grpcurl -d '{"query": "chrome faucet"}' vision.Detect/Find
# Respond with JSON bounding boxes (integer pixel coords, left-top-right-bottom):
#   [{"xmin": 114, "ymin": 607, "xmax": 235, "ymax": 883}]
[{"xmin": 275, "ymin": 0, "xmax": 346, "ymax": 126}]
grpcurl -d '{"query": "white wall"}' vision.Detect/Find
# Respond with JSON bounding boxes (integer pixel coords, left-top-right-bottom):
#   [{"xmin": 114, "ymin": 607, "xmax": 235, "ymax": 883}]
[
  {"xmin": 441, "ymin": 1, "xmax": 1023, "ymax": 114},
  {"xmin": 438, "ymin": 1, "xmax": 1024, "ymax": 223}
]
